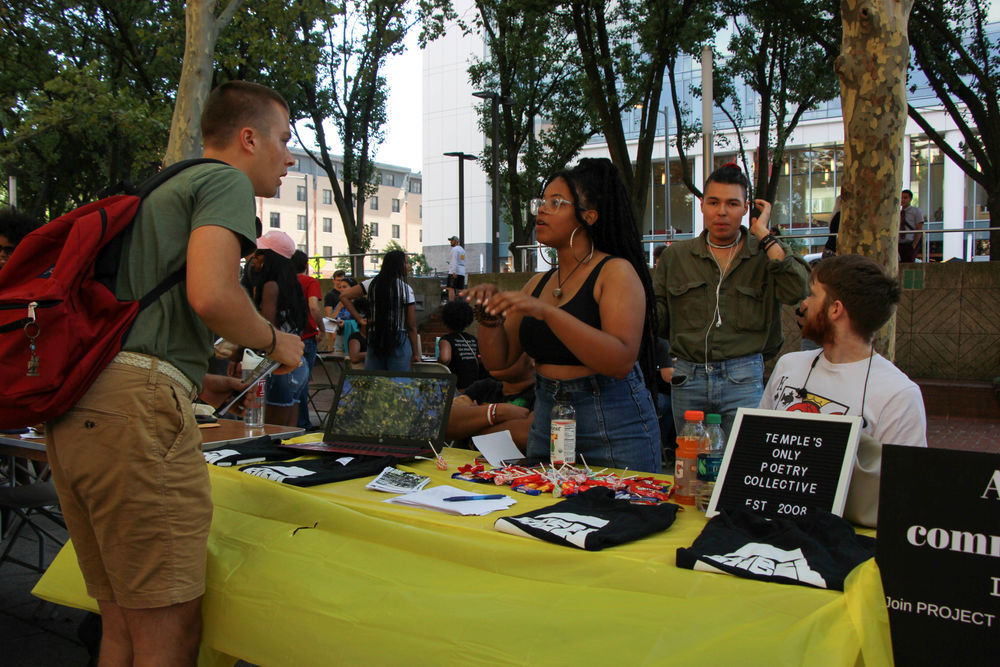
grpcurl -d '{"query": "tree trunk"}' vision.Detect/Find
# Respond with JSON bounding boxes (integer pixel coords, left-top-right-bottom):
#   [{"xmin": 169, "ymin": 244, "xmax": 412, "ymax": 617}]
[
  {"xmin": 163, "ymin": 0, "xmax": 244, "ymax": 166},
  {"xmin": 834, "ymin": 0, "xmax": 914, "ymax": 359}
]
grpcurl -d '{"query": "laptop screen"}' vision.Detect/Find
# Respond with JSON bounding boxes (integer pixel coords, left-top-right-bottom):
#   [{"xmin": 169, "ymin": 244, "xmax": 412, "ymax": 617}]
[{"xmin": 324, "ymin": 370, "xmax": 456, "ymax": 446}]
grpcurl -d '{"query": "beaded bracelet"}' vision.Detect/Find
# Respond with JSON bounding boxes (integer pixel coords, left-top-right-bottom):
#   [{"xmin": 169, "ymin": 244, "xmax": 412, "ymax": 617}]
[
  {"xmin": 474, "ymin": 304, "xmax": 505, "ymax": 328},
  {"xmin": 486, "ymin": 403, "xmax": 497, "ymax": 426}
]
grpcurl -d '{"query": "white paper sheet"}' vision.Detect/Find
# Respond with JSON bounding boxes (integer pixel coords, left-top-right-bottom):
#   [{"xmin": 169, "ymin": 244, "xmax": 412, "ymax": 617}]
[
  {"xmin": 384, "ymin": 485, "xmax": 516, "ymax": 516},
  {"xmin": 471, "ymin": 431, "xmax": 525, "ymax": 468}
]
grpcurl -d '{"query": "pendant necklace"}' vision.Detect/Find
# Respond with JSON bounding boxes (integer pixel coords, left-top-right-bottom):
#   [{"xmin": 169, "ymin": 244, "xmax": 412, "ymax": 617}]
[
  {"xmin": 707, "ymin": 229, "xmax": 742, "ymax": 249},
  {"xmin": 553, "ymin": 258, "xmax": 588, "ymax": 298}
]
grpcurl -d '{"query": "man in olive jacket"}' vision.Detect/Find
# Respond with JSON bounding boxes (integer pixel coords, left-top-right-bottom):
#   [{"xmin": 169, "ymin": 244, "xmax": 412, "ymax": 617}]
[{"xmin": 653, "ymin": 163, "xmax": 809, "ymax": 437}]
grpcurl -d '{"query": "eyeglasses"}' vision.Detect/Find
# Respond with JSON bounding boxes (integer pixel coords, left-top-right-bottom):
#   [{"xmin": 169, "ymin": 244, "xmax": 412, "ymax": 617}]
[
  {"xmin": 528, "ymin": 196, "xmax": 577, "ymax": 216},
  {"xmin": 0, "ymin": 245, "xmax": 15, "ymax": 255}
]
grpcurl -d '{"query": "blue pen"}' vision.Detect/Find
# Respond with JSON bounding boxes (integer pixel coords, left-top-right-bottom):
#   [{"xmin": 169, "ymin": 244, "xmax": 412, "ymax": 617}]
[{"xmin": 442, "ymin": 494, "xmax": 507, "ymax": 502}]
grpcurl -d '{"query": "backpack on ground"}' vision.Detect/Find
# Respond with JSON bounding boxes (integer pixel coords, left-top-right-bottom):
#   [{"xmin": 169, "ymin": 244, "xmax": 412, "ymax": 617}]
[{"xmin": 0, "ymin": 158, "xmax": 225, "ymax": 429}]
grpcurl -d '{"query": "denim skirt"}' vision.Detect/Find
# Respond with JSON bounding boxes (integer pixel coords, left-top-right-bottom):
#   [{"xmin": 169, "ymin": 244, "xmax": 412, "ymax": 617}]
[{"xmin": 526, "ymin": 365, "xmax": 661, "ymax": 473}]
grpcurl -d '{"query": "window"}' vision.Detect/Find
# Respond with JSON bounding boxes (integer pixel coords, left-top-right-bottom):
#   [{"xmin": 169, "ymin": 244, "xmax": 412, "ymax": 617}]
[
  {"xmin": 275, "ymin": 186, "xmax": 281, "ymax": 198},
  {"xmin": 392, "ymin": 198, "xmax": 400, "ymax": 213},
  {"xmin": 370, "ymin": 196, "xmax": 379, "ymax": 211},
  {"xmin": 392, "ymin": 224, "xmax": 400, "ymax": 239},
  {"xmin": 381, "ymin": 172, "xmax": 395, "ymax": 186},
  {"xmin": 269, "ymin": 212, "xmax": 280, "ymax": 228},
  {"xmin": 297, "ymin": 215, "xmax": 307, "ymax": 231},
  {"xmin": 388, "ymin": 173, "xmax": 396, "ymax": 186},
  {"xmin": 293, "ymin": 158, "xmax": 300, "ymax": 171},
  {"xmin": 322, "ymin": 245, "xmax": 333, "ymax": 257},
  {"xmin": 296, "ymin": 185, "xmax": 306, "ymax": 201},
  {"xmin": 370, "ymin": 222, "xmax": 379, "ymax": 237},
  {"xmin": 322, "ymin": 189, "xmax": 332, "ymax": 205},
  {"xmin": 409, "ymin": 180, "xmax": 422, "ymax": 194},
  {"xmin": 419, "ymin": 205, "xmax": 422, "ymax": 218},
  {"xmin": 322, "ymin": 217, "xmax": 333, "ymax": 233}
]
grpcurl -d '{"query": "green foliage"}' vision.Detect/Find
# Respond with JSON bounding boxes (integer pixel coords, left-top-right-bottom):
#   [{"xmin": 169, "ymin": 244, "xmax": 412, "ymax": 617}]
[
  {"xmin": 226, "ymin": 0, "xmax": 452, "ymax": 278},
  {"xmin": 567, "ymin": 0, "xmax": 724, "ymax": 221},
  {"xmin": 908, "ymin": 0, "xmax": 1000, "ymax": 258},
  {"xmin": 0, "ymin": 1, "xmax": 183, "ymax": 219},
  {"xmin": 464, "ymin": 0, "xmax": 597, "ymax": 270},
  {"xmin": 713, "ymin": 0, "xmax": 840, "ymax": 205},
  {"xmin": 379, "ymin": 239, "xmax": 432, "ymax": 275}
]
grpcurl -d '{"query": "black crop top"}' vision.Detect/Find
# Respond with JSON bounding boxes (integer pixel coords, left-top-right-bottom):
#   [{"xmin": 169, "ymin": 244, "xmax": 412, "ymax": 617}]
[{"xmin": 519, "ymin": 256, "xmax": 612, "ymax": 366}]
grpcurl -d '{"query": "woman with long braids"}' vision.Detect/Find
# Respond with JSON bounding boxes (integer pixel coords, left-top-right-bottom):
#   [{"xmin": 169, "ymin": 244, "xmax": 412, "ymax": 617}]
[
  {"xmin": 463, "ymin": 158, "xmax": 661, "ymax": 473},
  {"xmin": 339, "ymin": 250, "xmax": 421, "ymax": 371},
  {"xmin": 247, "ymin": 231, "xmax": 310, "ymax": 426}
]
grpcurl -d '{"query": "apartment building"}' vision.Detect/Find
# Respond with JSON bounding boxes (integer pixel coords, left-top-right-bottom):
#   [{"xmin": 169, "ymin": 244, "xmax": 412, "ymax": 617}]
[{"xmin": 256, "ymin": 147, "xmax": 423, "ymax": 277}]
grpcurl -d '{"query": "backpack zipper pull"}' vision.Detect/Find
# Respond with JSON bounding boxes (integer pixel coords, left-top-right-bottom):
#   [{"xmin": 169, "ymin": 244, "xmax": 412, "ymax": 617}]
[{"xmin": 25, "ymin": 301, "xmax": 41, "ymax": 377}]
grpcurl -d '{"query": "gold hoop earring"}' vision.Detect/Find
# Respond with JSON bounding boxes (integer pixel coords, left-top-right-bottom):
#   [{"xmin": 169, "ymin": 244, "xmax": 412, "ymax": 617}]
[{"xmin": 569, "ymin": 227, "xmax": 594, "ymax": 264}]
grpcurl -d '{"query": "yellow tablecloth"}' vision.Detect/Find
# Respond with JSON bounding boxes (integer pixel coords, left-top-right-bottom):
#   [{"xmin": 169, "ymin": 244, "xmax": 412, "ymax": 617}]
[{"xmin": 34, "ymin": 445, "xmax": 892, "ymax": 666}]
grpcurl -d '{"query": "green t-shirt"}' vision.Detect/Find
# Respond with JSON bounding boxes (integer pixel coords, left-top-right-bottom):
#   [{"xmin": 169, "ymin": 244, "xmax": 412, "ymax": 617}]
[{"xmin": 117, "ymin": 163, "xmax": 258, "ymax": 388}]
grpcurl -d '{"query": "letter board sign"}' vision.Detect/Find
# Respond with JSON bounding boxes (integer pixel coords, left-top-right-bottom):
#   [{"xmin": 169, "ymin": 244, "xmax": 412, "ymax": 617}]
[
  {"xmin": 706, "ymin": 408, "xmax": 862, "ymax": 520},
  {"xmin": 877, "ymin": 446, "xmax": 1000, "ymax": 665}
]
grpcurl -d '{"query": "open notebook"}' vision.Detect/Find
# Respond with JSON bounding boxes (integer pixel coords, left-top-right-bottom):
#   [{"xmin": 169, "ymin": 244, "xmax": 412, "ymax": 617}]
[{"xmin": 281, "ymin": 369, "xmax": 456, "ymax": 461}]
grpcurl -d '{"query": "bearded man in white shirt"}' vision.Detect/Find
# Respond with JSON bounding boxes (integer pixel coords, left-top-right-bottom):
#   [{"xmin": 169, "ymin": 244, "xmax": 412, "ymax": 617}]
[{"xmin": 759, "ymin": 254, "xmax": 927, "ymax": 526}]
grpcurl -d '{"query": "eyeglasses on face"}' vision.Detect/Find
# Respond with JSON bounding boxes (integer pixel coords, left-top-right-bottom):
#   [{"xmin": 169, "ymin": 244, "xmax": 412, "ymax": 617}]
[{"xmin": 528, "ymin": 196, "xmax": 577, "ymax": 216}]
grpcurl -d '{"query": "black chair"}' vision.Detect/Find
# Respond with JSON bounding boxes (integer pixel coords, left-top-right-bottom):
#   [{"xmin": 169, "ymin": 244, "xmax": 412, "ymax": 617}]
[{"xmin": 0, "ymin": 479, "xmax": 66, "ymax": 572}]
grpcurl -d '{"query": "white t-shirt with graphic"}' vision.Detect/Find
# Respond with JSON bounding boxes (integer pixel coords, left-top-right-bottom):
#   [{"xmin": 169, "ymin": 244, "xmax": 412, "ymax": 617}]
[{"xmin": 759, "ymin": 349, "xmax": 927, "ymax": 527}]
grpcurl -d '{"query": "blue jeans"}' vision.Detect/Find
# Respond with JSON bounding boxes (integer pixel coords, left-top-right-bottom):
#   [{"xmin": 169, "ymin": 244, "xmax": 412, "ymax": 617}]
[
  {"xmin": 527, "ymin": 365, "xmax": 661, "ymax": 474},
  {"xmin": 364, "ymin": 332, "xmax": 412, "ymax": 371},
  {"xmin": 670, "ymin": 353, "xmax": 764, "ymax": 439},
  {"xmin": 297, "ymin": 336, "xmax": 319, "ymax": 428},
  {"xmin": 266, "ymin": 356, "xmax": 310, "ymax": 407}
]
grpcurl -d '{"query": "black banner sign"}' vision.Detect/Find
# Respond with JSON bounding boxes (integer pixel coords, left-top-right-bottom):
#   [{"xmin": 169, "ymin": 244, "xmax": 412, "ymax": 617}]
[
  {"xmin": 877, "ymin": 446, "xmax": 1000, "ymax": 665},
  {"xmin": 707, "ymin": 408, "xmax": 861, "ymax": 520}
]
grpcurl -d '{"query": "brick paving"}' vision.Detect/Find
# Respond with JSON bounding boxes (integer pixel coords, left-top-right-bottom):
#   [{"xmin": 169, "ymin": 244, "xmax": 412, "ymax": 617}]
[{"xmin": 927, "ymin": 416, "xmax": 1000, "ymax": 453}]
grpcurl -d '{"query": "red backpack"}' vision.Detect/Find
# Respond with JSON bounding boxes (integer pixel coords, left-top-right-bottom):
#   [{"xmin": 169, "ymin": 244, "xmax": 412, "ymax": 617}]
[{"xmin": 0, "ymin": 159, "xmax": 224, "ymax": 428}]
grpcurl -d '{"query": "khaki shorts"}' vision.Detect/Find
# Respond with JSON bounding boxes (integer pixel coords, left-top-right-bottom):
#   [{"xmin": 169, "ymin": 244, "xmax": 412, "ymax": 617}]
[{"xmin": 47, "ymin": 358, "xmax": 212, "ymax": 609}]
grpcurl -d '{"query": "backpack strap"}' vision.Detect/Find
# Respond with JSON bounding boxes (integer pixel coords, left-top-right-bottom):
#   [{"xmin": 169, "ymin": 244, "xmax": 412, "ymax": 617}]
[{"xmin": 131, "ymin": 158, "xmax": 231, "ymax": 309}]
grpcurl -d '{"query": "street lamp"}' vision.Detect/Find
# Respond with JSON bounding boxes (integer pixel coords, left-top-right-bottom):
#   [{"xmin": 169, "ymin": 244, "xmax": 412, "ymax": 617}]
[
  {"xmin": 443, "ymin": 151, "xmax": 477, "ymax": 248},
  {"xmin": 472, "ymin": 90, "xmax": 512, "ymax": 273},
  {"xmin": 658, "ymin": 105, "xmax": 673, "ymax": 242}
]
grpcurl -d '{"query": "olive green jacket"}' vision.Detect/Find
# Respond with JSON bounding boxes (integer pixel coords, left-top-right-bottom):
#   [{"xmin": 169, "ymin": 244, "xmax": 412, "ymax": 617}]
[{"xmin": 652, "ymin": 228, "xmax": 809, "ymax": 364}]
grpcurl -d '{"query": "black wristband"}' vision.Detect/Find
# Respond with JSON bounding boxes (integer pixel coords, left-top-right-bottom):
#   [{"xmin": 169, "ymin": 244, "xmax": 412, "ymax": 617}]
[
  {"xmin": 254, "ymin": 323, "xmax": 277, "ymax": 357},
  {"xmin": 761, "ymin": 234, "xmax": 778, "ymax": 251}
]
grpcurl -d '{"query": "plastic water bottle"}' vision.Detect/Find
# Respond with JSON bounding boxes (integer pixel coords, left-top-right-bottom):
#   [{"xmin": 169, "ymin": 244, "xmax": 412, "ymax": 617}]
[
  {"xmin": 550, "ymin": 392, "xmax": 576, "ymax": 465},
  {"xmin": 674, "ymin": 410, "xmax": 706, "ymax": 505},
  {"xmin": 242, "ymin": 366, "xmax": 266, "ymax": 429},
  {"xmin": 696, "ymin": 413, "xmax": 726, "ymax": 512}
]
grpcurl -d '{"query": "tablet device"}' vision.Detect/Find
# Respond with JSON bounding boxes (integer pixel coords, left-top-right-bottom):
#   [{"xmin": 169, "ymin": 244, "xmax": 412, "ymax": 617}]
[{"xmin": 213, "ymin": 359, "xmax": 281, "ymax": 418}]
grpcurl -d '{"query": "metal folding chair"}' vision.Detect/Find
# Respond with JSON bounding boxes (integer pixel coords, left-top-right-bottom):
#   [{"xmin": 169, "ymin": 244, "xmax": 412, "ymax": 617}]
[{"xmin": 0, "ymin": 479, "xmax": 66, "ymax": 572}]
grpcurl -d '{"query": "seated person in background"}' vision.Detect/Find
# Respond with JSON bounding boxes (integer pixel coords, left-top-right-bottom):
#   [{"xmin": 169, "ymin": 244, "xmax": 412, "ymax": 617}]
[
  {"xmin": 447, "ymin": 354, "xmax": 536, "ymax": 448},
  {"xmin": 758, "ymin": 254, "xmax": 927, "ymax": 527},
  {"xmin": 323, "ymin": 269, "xmax": 347, "ymax": 318},
  {"xmin": 437, "ymin": 300, "xmax": 485, "ymax": 391},
  {"xmin": 347, "ymin": 297, "xmax": 369, "ymax": 369},
  {"xmin": 0, "ymin": 207, "xmax": 40, "ymax": 271}
]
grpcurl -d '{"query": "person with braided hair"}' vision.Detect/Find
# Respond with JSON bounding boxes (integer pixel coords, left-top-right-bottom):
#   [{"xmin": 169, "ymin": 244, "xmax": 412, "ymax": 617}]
[
  {"xmin": 464, "ymin": 157, "xmax": 661, "ymax": 473},
  {"xmin": 339, "ymin": 249, "xmax": 421, "ymax": 371},
  {"xmin": 652, "ymin": 162, "xmax": 809, "ymax": 438}
]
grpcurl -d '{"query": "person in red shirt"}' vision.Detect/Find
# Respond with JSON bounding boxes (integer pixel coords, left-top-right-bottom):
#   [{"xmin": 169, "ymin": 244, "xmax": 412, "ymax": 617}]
[{"xmin": 292, "ymin": 250, "xmax": 326, "ymax": 429}]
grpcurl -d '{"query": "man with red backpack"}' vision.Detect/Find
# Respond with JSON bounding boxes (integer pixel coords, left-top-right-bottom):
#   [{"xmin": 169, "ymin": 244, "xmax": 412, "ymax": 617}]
[{"xmin": 45, "ymin": 81, "xmax": 303, "ymax": 665}]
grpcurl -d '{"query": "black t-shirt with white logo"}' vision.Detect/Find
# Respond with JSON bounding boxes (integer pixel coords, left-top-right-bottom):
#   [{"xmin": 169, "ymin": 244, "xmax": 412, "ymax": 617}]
[{"xmin": 494, "ymin": 488, "xmax": 678, "ymax": 550}]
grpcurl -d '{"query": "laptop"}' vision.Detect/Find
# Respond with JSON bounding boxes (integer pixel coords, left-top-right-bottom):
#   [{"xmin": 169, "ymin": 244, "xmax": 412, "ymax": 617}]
[{"xmin": 282, "ymin": 369, "xmax": 456, "ymax": 461}]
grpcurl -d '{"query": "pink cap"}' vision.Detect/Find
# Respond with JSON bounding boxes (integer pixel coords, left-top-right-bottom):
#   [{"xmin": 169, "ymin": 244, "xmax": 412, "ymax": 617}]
[{"xmin": 257, "ymin": 230, "xmax": 296, "ymax": 259}]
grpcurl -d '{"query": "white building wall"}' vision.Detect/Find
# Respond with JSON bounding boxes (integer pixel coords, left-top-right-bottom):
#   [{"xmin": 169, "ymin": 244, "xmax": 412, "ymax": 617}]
[{"xmin": 422, "ymin": 0, "xmax": 491, "ymax": 273}]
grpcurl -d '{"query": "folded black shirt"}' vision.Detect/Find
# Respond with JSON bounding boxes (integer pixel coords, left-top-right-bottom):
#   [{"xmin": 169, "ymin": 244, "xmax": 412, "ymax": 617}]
[
  {"xmin": 240, "ymin": 454, "xmax": 397, "ymax": 487},
  {"xmin": 203, "ymin": 435, "xmax": 302, "ymax": 467},
  {"xmin": 676, "ymin": 507, "xmax": 875, "ymax": 590},
  {"xmin": 494, "ymin": 487, "xmax": 678, "ymax": 550}
]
